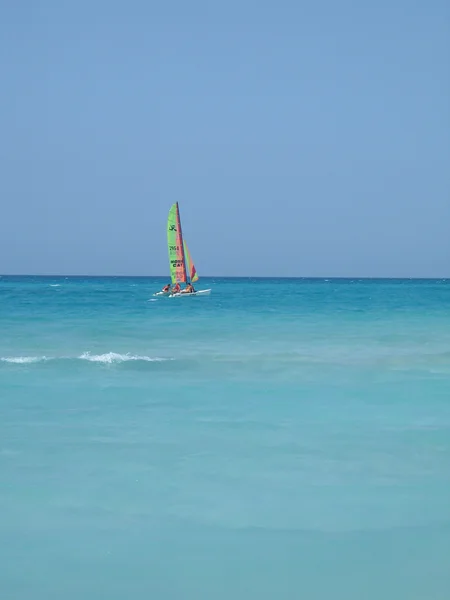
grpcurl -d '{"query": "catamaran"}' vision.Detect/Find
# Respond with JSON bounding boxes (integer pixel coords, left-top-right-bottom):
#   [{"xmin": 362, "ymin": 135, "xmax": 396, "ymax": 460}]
[{"xmin": 154, "ymin": 203, "xmax": 211, "ymax": 297}]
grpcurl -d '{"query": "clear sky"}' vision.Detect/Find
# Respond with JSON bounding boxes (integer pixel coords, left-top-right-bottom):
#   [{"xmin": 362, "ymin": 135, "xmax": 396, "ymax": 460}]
[{"xmin": 0, "ymin": 0, "xmax": 449, "ymax": 277}]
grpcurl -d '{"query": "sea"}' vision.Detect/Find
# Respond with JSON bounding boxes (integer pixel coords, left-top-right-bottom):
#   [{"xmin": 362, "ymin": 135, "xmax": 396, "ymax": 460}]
[{"xmin": 1, "ymin": 276, "xmax": 449, "ymax": 600}]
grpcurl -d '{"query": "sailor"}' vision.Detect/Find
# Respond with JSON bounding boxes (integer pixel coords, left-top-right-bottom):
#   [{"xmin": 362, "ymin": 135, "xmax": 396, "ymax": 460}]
[{"xmin": 180, "ymin": 283, "xmax": 195, "ymax": 294}]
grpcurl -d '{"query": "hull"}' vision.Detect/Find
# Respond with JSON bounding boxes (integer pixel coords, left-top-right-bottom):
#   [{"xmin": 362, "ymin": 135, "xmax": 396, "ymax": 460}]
[{"xmin": 169, "ymin": 289, "xmax": 211, "ymax": 298}]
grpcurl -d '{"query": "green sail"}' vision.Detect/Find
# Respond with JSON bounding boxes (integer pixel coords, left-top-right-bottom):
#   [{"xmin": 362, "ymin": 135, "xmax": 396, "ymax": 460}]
[{"xmin": 167, "ymin": 202, "xmax": 187, "ymax": 284}]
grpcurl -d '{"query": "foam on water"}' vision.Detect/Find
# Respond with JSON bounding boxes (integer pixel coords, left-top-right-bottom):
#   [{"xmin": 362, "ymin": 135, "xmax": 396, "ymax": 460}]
[
  {"xmin": 1, "ymin": 353, "xmax": 172, "ymax": 365},
  {"xmin": 78, "ymin": 351, "xmax": 169, "ymax": 363},
  {"xmin": 1, "ymin": 356, "xmax": 48, "ymax": 364}
]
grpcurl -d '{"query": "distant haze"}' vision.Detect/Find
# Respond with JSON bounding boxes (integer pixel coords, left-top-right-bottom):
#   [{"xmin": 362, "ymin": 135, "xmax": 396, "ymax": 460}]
[{"xmin": 0, "ymin": 0, "xmax": 449, "ymax": 277}]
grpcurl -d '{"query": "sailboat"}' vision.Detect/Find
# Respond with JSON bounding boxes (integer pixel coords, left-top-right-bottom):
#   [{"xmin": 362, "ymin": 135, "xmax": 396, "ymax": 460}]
[{"xmin": 154, "ymin": 203, "xmax": 211, "ymax": 297}]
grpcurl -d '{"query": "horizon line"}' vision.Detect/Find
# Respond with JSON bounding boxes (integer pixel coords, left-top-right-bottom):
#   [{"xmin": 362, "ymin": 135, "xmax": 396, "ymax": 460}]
[{"xmin": 1, "ymin": 274, "xmax": 448, "ymax": 281}]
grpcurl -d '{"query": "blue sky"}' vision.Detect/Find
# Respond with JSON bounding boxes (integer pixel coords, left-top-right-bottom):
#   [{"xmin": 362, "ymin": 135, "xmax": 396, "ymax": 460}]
[{"xmin": 0, "ymin": 0, "xmax": 448, "ymax": 277}]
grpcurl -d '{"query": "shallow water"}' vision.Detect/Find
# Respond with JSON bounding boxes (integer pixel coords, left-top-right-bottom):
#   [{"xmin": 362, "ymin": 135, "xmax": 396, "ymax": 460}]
[{"xmin": 1, "ymin": 276, "xmax": 449, "ymax": 599}]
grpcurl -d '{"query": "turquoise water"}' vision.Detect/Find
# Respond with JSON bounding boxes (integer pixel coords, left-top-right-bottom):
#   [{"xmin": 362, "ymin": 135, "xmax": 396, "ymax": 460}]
[{"xmin": 1, "ymin": 276, "xmax": 450, "ymax": 599}]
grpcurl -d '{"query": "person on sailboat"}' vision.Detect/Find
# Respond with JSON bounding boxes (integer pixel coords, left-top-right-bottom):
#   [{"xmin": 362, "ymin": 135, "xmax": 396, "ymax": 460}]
[
  {"xmin": 162, "ymin": 283, "xmax": 171, "ymax": 292},
  {"xmin": 180, "ymin": 283, "xmax": 195, "ymax": 294},
  {"xmin": 171, "ymin": 282, "xmax": 181, "ymax": 294}
]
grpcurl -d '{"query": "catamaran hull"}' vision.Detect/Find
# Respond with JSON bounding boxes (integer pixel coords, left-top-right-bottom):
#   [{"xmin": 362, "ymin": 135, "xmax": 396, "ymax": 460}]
[
  {"xmin": 153, "ymin": 291, "xmax": 171, "ymax": 297},
  {"xmin": 169, "ymin": 289, "xmax": 211, "ymax": 298}
]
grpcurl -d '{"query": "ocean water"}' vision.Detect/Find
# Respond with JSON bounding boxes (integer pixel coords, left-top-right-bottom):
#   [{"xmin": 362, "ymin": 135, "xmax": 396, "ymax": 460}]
[{"xmin": 1, "ymin": 276, "xmax": 449, "ymax": 600}]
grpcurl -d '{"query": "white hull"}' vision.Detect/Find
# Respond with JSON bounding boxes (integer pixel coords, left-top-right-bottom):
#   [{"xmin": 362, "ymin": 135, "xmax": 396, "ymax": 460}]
[
  {"xmin": 170, "ymin": 289, "xmax": 211, "ymax": 298},
  {"xmin": 153, "ymin": 291, "xmax": 170, "ymax": 297}
]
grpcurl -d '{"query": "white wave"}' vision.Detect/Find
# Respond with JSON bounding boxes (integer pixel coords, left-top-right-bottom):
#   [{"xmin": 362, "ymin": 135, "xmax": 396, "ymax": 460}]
[
  {"xmin": 78, "ymin": 352, "xmax": 169, "ymax": 364},
  {"xmin": 1, "ymin": 353, "xmax": 171, "ymax": 365},
  {"xmin": 1, "ymin": 356, "xmax": 48, "ymax": 364},
  {"xmin": 50, "ymin": 284, "xmax": 61, "ymax": 287}
]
